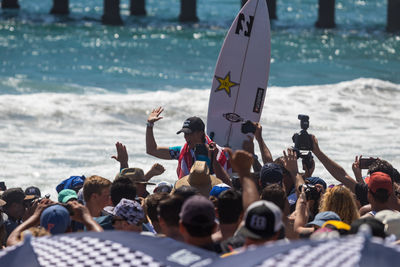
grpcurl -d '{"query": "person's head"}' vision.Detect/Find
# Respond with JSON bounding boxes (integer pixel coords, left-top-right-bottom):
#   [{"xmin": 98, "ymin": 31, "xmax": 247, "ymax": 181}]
[
  {"xmin": 173, "ymin": 186, "xmax": 199, "ymax": 201},
  {"xmin": 116, "ymin": 168, "xmax": 155, "ymax": 196},
  {"xmin": 174, "ymin": 161, "xmax": 222, "ymax": 197},
  {"xmin": 216, "ymin": 189, "xmax": 242, "ymax": 225},
  {"xmin": 179, "ymin": 195, "xmax": 216, "ymax": 240},
  {"xmin": 112, "ymin": 198, "xmax": 145, "ymax": 232},
  {"xmin": 239, "ymin": 200, "xmax": 283, "ymax": 246},
  {"xmin": 58, "ymin": 189, "xmax": 78, "ymax": 204},
  {"xmin": 40, "ymin": 205, "xmax": 71, "ymax": 235},
  {"xmin": 306, "ymin": 211, "xmax": 341, "ymax": 229},
  {"xmin": 366, "ymin": 172, "xmax": 392, "ymax": 205},
  {"xmin": 349, "ymin": 217, "xmax": 386, "ymax": 238},
  {"xmin": 209, "ymin": 183, "xmax": 231, "ymax": 198},
  {"xmin": 368, "ymin": 159, "xmax": 395, "ymax": 181},
  {"xmin": 261, "ymin": 184, "xmax": 286, "ymax": 211},
  {"xmin": 83, "ymin": 175, "xmax": 112, "ymax": 207},
  {"xmin": 319, "ymin": 185, "xmax": 359, "ymax": 225},
  {"xmin": 110, "ymin": 177, "xmax": 137, "ymax": 206},
  {"xmin": 25, "ymin": 186, "xmax": 41, "ymax": 198},
  {"xmin": 375, "ymin": 210, "xmax": 400, "ymax": 240},
  {"xmin": 158, "ymin": 195, "xmax": 184, "ymax": 228},
  {"xmin": 56, "ymin": 175, "xmax": 86, "ymax": 193},
  {"xmin": 2, "ymin": 188, "xmax": 26, "ymax": 220},
  {"xmin": 153, "ymin": 181, "xmax": 173, "ymax": 194},
  {"xmin": 259, "ymin": 163, "xmax": 283, "ymax": 190},
  {"xmin": 144, "ymin": 192, "xmax": 169, "ymax": 227},
  {"xmin": 176, "ymin": 117, "xmax": 206, "ymax": 148}
]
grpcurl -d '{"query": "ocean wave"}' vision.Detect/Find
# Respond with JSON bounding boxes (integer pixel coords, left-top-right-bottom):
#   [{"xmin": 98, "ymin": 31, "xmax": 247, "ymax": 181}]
[{"xmin": 0, "ymin": 77, "xmax": 399, "ymax": 195}]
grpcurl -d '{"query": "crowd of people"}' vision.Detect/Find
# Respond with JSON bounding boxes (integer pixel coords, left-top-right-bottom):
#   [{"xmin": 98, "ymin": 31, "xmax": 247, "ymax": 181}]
[{"xmin": 1, "ymin": 106, "xmax": 400, "ymax": 257}]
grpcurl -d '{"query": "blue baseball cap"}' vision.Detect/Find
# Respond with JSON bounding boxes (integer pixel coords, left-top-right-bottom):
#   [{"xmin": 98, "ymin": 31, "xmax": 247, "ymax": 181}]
[
  {"xmin": 209, "ymin": 183, "xmax": 231, "ymax": 197},
  {"xmin": 56, "ymin": 175, "xmax": 86, "ymax": 193},
  {"xmin": 306, "ymin": 211, "xmax": 341, "ymax": 228},
  {"xmin": 305, "ymin": 177, "xmax": 327, "ymax": 190},
  {"xmin": 259, "ymin": 163, "xmax": 283, "ymax": 188},
  {"xmin": 40, "ymin": 205, "xmax": 71, "ymax": 234}
]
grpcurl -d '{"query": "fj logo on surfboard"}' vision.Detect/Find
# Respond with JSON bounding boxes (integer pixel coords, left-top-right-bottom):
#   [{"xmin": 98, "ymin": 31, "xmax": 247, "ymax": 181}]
[
  {"xmin": 214, "ymin": 72, "xmax": 239, "ymax": 97},
  {"xmin": 235, "ymin": 13, "xmax": 254, "ymax": 37}
]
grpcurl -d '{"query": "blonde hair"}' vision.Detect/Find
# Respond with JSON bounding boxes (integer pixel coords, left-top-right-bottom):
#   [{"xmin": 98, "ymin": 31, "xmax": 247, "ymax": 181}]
[{"xmin": 319, "ymin": 186, "xmax": 360, "ymax": 225}]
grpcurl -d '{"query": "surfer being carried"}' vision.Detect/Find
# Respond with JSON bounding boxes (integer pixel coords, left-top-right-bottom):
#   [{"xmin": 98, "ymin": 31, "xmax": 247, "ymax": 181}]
[{"xmin": 146, "ymin": 107, "xmax": 231, "ymax": 183}]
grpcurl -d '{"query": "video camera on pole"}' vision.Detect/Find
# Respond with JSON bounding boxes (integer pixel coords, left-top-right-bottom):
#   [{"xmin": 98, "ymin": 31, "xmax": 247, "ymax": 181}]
[{"xmin": 292, "ymin": 114, "xmax": 313, "ymax": 169}]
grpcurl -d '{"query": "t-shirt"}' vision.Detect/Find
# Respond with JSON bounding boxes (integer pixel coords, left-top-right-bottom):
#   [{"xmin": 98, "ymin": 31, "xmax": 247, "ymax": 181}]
[
  {"xmin": 4, "ymin": 218, "xmax": 21, "ymax": 238},
  {"xmin": 355, "ymin": 183, "xmax": 369, "ymax": 206}
]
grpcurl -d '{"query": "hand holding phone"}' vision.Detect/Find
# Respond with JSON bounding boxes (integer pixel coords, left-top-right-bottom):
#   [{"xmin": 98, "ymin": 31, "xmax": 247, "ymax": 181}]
[{"xmin": 359, "ymin": 157, "xmax": 377, "ymax": 169}]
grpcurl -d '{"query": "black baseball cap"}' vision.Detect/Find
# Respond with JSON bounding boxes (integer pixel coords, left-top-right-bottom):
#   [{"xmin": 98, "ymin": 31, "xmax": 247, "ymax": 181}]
[
  {"xmin": 25, "ymin": 186, "xmax": 41, "ymax": 198},
  {"xmin": 176, "ymin": 117, "xmax": 205, "ymax": 134},
  {"xmin": 238, "ymin": 200, "xmax": 283, "ymax": 240}
]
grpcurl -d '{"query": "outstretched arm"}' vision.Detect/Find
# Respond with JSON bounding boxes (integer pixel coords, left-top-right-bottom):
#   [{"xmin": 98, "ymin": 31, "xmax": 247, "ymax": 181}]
[
  {"xmin": 146, "ymin": 107, "xmax": 172, "ymax": 160},
  {"xmin": 254, "ymin": 123, "xmax": 273, "ymax": 164},
  {"xmin": 283, "ymin": 148, "xmax": 305, "ymax": 196},
  {"xmin": 209, "ymin": 143, "xmax": 232, "ymax": 186},
  {"xmin": 352, "ymin": 155, "xmax": 364, "ymax": 184},
  {"xmin": 228, "ymin": 149, "xmax": 258, "ymax": 212},
  {"xmin": 144, "ymin": 163, "xmax": 165, "ymax": 181},
  {"xmin": 7, "ymin": 199, "xmax": 53, "ymax": 246},
  {"xmin": 312, "ymin": 135, "xmax": 357, "ymax": 192},
  {"xmin": 242, "ymin": 135, "xmax": 262, "ymax": 173}
]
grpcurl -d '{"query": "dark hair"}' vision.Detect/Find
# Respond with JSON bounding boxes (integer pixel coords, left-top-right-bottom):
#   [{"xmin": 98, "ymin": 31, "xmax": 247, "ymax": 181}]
[
  {"xmin": 173, "ymin": 186, "xmax": 199, "ymax": 201},
  {"xmin": 349, "ymin": 217, "xmax": 386, "ymax": 238},
  {"xmin": 368, "ymin": 159, "xmax": 395, "ymax": 182},
  {"xmin": 217, "ymin": 190, "xmax": 242, "ymax": 224},
  {"xmin": 158, "ymin": 196, "xmax": 184, "ymax": 227},
  {"xmin": 110, "ymin": 177, "xmax": 137, "ymax": 206},
  {"xmin": 261, "ymin": 184, "xmax": 286, "ymax": 211},
  {"xmin": 392, "ymin": 168, "xmax": 400, "ymax": 184},
  {"xmin": 144, "ymin": 192, "xmax": 169, "ymax": 223},
  {"xmin": 369, "ymin": 188, "xmax": 390, "ymax": 204},
  {"xmin": 182, "ymin": 219, "xmax": 214, "ymax": 237}
]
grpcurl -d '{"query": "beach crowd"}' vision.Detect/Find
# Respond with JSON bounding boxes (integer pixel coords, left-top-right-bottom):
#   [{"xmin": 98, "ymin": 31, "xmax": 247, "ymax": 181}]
[{"xmin": 1, "ymin": 106, "xmax": 400, "ymax": 257}]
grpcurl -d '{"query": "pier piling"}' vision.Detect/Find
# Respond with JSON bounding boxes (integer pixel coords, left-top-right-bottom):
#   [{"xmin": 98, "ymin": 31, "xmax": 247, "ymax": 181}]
[
  {"xmin": 241, "ymin": 0, "xmax": 277, "ymax": 20},
  {"xmin": 179, "ymin": 0, "xmax": 198, "ymax": 22},
  {"xmin": 387, "ymin": 0, "xmax": 400, "ymax": 32},
  {"xmin": 130, "ymin": 0, "xmax": 146, "ymax": 16},
  {"xmin": 50, "ymin": 0, "xmax": 69, "ymax": 15},
  {"xmin": 1, "ymin": 0, "xmax": 19, "ymax": 8},
  {"xmin": 315, "ymin": 0, "xmax": 335, "ymax": 28},
  {"xmin": 102, "ymin": 0, "xmax": 123, "ymax": 25}
]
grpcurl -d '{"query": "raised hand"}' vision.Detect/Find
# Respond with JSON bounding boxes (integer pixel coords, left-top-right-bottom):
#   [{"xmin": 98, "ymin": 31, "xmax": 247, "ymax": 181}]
[
  {"xmin": 311, "ymin": 135, "xmax": 321, "ymax": 154},
  {"xmin": 254, "ymin": 122, "xmax": 262, "ymax": 141},
  {"xmin": 242, "ymin": 135, "xmax": 255, "ymax": 155},
  {"xmin": 283, "ymin": 148, "xmax": 299, "ymax": 178},
  {"xmin": 148, "ymin": 163, "xmax": 165, "ymax": 177},
  {"xmin": 147, "ymin": 106, "xmax": 164, "ymax": 124},
  {"xmin": 111, "ymin": 142, "xmax": 129, "ymax": 169},
  {"xmin": 352, "ymin": 155, "xmax": 363, "ymax": 183},
  {"xmin": 227, "ymin": 149, "xmax": 253, "ymax": 176}
]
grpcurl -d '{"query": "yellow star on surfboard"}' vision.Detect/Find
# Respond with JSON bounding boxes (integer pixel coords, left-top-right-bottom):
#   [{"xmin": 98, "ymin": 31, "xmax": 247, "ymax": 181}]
[{"xmin": 214, "ymin": 72, "xmax": 239, "ymax": 97}]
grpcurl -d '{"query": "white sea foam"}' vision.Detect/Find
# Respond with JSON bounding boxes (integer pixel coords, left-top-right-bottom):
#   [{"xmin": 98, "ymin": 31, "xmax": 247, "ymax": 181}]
[{"xmin": 0, "ymin": 78, "xmax": 399, "ymax": 196}]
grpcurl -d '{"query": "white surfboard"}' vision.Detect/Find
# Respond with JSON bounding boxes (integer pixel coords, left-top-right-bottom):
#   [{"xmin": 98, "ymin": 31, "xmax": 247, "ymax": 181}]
[{"xmin": 207, "ymin": 0, "xmax": 271, "ymax": 150}]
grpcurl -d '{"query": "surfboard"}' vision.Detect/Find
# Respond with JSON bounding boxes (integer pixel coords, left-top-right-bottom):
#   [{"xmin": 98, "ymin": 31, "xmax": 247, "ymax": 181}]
[{"xmin": 206, "ymin": 0, "xmax": 271, "ymax": 150}]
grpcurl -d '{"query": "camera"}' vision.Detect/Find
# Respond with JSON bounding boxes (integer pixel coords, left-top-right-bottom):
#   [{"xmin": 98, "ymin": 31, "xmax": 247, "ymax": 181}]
[
  {"xmin": 241, "ymin": 120, "xmax": 256, "ymax": 134},
  {"xmin": 298, "ymin": 184, "xmax": 320, "ymax": 201},
  {"xmin": 292, "ymin": 115, "xmax": 313, "ymax": 152}
]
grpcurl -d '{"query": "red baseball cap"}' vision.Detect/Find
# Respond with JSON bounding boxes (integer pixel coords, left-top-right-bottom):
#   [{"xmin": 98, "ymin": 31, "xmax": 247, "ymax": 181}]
[{"xmin": 365, "ymin": 172, "xmax": 393, "ymax": 194}]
